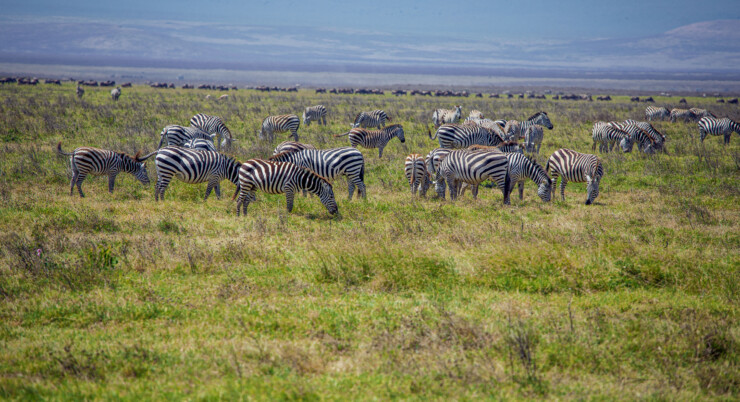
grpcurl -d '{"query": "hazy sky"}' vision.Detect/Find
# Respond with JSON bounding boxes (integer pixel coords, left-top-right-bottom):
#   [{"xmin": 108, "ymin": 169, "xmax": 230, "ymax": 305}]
[{"xmin": 5, "ymin": 0, "xmax": 740, "ymax": 40}]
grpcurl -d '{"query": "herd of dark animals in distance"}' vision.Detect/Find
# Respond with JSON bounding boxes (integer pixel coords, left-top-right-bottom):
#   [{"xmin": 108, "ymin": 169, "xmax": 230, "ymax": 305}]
[{"xmin": 5, "ymin": 77, "xmax": 735, "ymax": 216}]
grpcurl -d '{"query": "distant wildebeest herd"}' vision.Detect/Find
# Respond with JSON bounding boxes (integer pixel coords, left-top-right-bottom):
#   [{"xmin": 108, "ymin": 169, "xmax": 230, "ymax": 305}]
[{"xmin": 41, "ymin": 84, "xmax": 740, "ymax": 216}]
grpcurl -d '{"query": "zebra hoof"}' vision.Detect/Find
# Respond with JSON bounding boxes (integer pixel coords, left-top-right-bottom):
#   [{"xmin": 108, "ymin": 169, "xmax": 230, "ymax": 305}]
[{"xmin": 585, "ymin": 199, "xmax": 592, "ymax": 205}]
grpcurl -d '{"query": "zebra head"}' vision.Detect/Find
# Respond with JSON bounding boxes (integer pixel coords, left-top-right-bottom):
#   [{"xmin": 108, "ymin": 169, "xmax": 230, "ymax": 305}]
[
  {"xmin": 454, "ymin": 105, "xmax": 462, "ymax": 119},
  {"xmin": 619, "ymin": 136, "xmax": 634, "ymax": 152},
  {"xmin": 395, "ymin": 126, "xmax": 406, "ymax": 143},
  {"xmin": 302, "ymin": 109, "xmax": 309, "ymax": 125},
  {"xmin": 585, "ymin": 174, "xmax": 600, "ymax": 205},
  {"xmin": 129, "ymin": 152, "xmax": 151, "ymax": 186},
  {"xmin": 135, "ymin": 161, "xmax": 150, "ymax": 186},
  {"xmin": 530, "ymin": 112, "xmax": 553, "ymax": 129},
  {"xmin": 351, "ymin": 112, "xmax": 364, "ymax": 128},
  {"xmin": 318, "ymin": 180, "xmax": 338, "ymax": 215}
]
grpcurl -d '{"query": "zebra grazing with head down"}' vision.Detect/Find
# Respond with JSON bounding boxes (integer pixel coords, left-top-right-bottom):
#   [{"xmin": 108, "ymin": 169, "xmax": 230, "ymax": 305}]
[
  {"xmin": 425, "ymin": 148, "xmax": 452, "ymax": 198},
  {"xmin": 302, "ymin": 105, "xmax": 328, "ymax": 126},
  {"xmin": 235, "ymin": 160, "xmax": 338, "ymax": 216},
  {"xmin": 690, "ymin": 108, "xmax": 715, "ymax": 120},
  {"xmin": 592, "ymin": 122, "xmax": 632, "ymax": 153},
  {"xmin": 607, "ymin": 121, "xmax": 656, "ymax": 154},
  {"xmin": 138, "ymin": 146, "xmax": 242, "ymax": 201},
  {"xmin": 438, "ymin": 149, "xmax": 511, "ymax": 204},
  {"xmin": 432, "ymin": 106, "xmax": 462, "ymax": 128},
  {"xmin": 352, "ymin": 110, "xmax": 390, "ymax": 129},
  {"xmin": 269, "ymin": 147, "xmax": 366, "ymax": 199},
  {"xmin": 183, "ymin": 138, "xmax": 217, "ymax": 152},
  {"xmin": 546, "ymin": 148, "xmax": 604, "ymax": 205},
  {"xmin": 645, "ymin": 106, "xmax": 669, "ymax": 121},
  {"xmin": 335, "ymin": 124, "xmax": 405, "ymax": 158},
  {"xmin": 505, "ymin": 112, "xmax": 554, "ymax": 141},
  {"xmin": 698, "ymin": 117, "xmax": 740, "ymax": 145},
  {"xmin": 430, "ymin": 123, "xmax": 505, "ymax": 149},
  {"xmin": 111, "ymin": 87, "xmax": 121, "ymax": 101},
  {"xmin": 670, "ymin": 108, "xmax": 693, "ymax": 123},
  {"xmin": 190, "ymin": 113, "xmax": 233, "ymax": 150},
  {"xmin": 273, "ymin": 141, "xmax": 316, "ymax": 156},
  {"xmin": 259, "ymin": 114, "xmax": 301, "ymax": 141},
  {"xmin": 158, "ymin": 125, "xmax": 215, "ymax": 149},
  {"xmin": 504, "ymin": 153, "xmax": 552, "ymax": 202},
  {"xmin": 625, "ymin": 120, "xmax": 666, "ymax": 152},
  {"xmin": 57, "ymin": 142, "xmax": 149, "ymax": 197},
  {"xmin": 404, "ymin": 154, "xmax": 427, "ymax": 196}
]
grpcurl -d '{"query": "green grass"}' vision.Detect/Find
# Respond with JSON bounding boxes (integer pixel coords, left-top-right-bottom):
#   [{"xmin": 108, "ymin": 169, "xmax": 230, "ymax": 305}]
[{"xmin": 0, "ymin": 84, "xmax": 738, "ymax": 399}]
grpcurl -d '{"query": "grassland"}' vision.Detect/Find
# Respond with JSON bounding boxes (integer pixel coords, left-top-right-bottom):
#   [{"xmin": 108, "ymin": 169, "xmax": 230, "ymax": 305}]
[{"xmin": 0, "ymin": 84, "xmax": 738, "ymax": 400}]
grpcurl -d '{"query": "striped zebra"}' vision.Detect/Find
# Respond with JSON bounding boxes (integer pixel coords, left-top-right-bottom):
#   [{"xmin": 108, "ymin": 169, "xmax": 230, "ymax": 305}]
[
  {"xmin": 158, "ymin": 125, "xmax": 215, "ymax": 149},
  {"xmin": 546, "ymin": 148, "xmax": 604, "ymax": 205},
  {"xmin": 690, "ymin": 108, "xmax": 715, "ymax": 120},
  {"xmin": 505, "ymin": 153, "xmax": 551, "ymax": 202},
  {"xmin": 425, "ymin": 148, "xmax": 452, "ymax": 199},
  {"xmin": 606, "ymin": 121, "xmax": 656, "ymax": 154},
  {"xmin": 503, "ymin": 120, "xmax": 521, "ymax": 141},
  {"xmin": 670, "ymin": 108, "xmax": 693, "ymax": 122},
  {"xmin": 523, "ymin": 125, "xmax": 545, "ymax": 153},
  {"xmin": 138, "ymin": 146, "xmax": 242, "ymax": 201},
  {"xmin": 259, "ymin": 114, "xmax": 300, "ymax": 141},
  {"xmin": 404, "ymin": 153, "xmax": 427, "ymax": 196},
  {"xmin": 432, "ymin": 106, "xmax": 462, "ymax": 128},
  {"xmin": 335, "ymin": 124, "xmax": 405, "ymax": 158},
  {"xmin": 269, "ymin": 147, "xmax": 366, "ymax": 199},
  {"xmin": 190, "ymin": 113, "xmax": 233, "ymax": 150},
  {"xmin": 645, "ymin": 106, "xmax": 669, "ymax": 121},
  {"xmin": 439, "ymin": 149, "xmax": 511, "ymax": 204},
  {"xmin": 624, "ymin": 120, "xmax": 666, "ymax": 152},
  {"xmin": 302, "ymin": 105, "xmax": 328, "ymax": 126},
  {"xmin": 468, "ymin": 110, "xmax": 484, "ymax": 119},
  {"xmin": 183, "ymin": 138, "xmax": 217, "ymax": 152},
  {"xmin": 698, "ymin": 117, "xmax": 740, "ymax": 144},
  {"xmin": 111, "ymin": 87, "xmax": 121, "ymax": 101},
  {"xmin": 351, "ymin": 110, "xmax": 390, "ymax": 129},
  {"xmin": 429, "ymin": 123, "xmax": 505, "ymax": 149},
  {"xmin": 235, "ymin": 160, "xmax": 338, "ymax": 216},
  {"xmin": 496, "ymin": 141, "xmax": 524, "ymax": 154},
  {"xmin": 592, "ymin": 122, "xmax": 632, "ymax": 153},
  {"xmin": 57, "ymin": 142, "xmax": 149, "ymax": 197},
  {"xmin": 273, "ymin": 141, "xmax": 316, "ymax": 156},
  {"xmin": 505, "ymin": 112, "xmax": 554, "ymax": 140}
]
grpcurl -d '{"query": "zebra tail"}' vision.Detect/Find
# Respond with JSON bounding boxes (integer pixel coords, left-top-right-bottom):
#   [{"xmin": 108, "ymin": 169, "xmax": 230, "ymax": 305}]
[
  {"xmin": 137, "ymin": 151, "xmax": 159, "ymax": 162},
  {"xmin": 56, "ymin": 141, "xmax": 74, "ymax": 156},
  {"xmin": 360, "ymin": 163, "xmax": 365, "ymax": 182},
  {"xmin": 504, "ymin": 171, "xmax": 512, "ymax": 201},
  {"xmin": 428, "ymin": 128, "xmax": 438, "ymax": 140},
  {"xmin": 334, "ymin": 131, "xmax": 351, "ymax": 137},
  {"xmin": 231, "ymin": 184, "xmax": 241, "ymax": 201}
]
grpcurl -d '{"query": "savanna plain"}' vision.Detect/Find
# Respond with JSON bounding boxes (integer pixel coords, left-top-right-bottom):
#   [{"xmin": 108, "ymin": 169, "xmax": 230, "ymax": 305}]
[{"xmin": 0, "ymin": 84, "xmax": 738, "ymax": 399}]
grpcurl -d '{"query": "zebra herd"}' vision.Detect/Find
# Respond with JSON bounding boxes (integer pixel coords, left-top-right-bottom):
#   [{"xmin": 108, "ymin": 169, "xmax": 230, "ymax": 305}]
[{"xmin": 56, "ymin": 99, "xmax": 737, "ymax": 216}]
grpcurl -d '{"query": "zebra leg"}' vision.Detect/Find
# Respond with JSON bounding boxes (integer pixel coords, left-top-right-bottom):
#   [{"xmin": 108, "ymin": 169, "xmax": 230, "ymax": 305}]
[
  {"xmin": 322, "ymin": 117, "xmax": 326, "ymax": 125},
  {"xmin": 215, "ymin": 183, "xmax": 221, "ymax": 199},
  {"xmin": 70, "ymin": 171, "xmax": 79, "ymax": 196},
  {"xmin": 75, "ymin": 173, "xmax": 87, "ymax": 197},
  {"xmin": 156, "ymin": 176, "xmax": 170, "ymax": 201},
  {"xmin": 291, "ymin": 130, "xmax": 299, "ymax": 141},
  {"xmin": 347, "ymin": 177, "xmax": 355, "ymax": 201},
  {"xmin": 471, "ymin": 184, "xmax": 479, "ymax": 200},
  {"xmin": 285, "ymin": 190, "xmax": 295, "ymax": 213},
  {"xmin": 725, "ymin": 134, "xmax": 731, "ymax": 145},
  {"xmin": 518, "ymin": 181, "xmax": 524, "ymax": 200},
  {"xmin": 378, "ymin": 146, "xmax": 385, "ymax": 158},
  {"xmin": 560, "ymin": 178, "xmax": 567, "ymax": 201},
  {"xmin": 108, "ymin": 173, "xmax": 117, "ymax": 193},
  {"xmin": 358, "ymin": 181, "xmax": 367, "ymax": 199}
]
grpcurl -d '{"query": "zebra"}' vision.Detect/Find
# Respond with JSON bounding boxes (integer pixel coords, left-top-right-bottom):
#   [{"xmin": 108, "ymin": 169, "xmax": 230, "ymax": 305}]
[
  {"xmin": 335, "ymin": 124, "xmax": 405, "ymax": 158},
  {"xmin": 190, "ymin": 113, "xmax": 233, "ymax": 150},
  {"xmin": 137, "ymin": 146, "xmax": 242, "ymax": 201},
  {"xmin": 504, "ymin": 153, "xmax": 551, "ymax": 202},
  {"xmin": 259, "ymin": 114, "xmax": 300, "ymax": 141},
  {"xmin": 351, "ymin": 110, "xmax": 391, "ymax": 129},
  {"xmin": 235, "ymin": 159, "xmax": 338, "ymax": 216},
  {"xmin": 76, "ymin": 85, "xmax": 84, "ymax": 99},
  {"xmin": 698, "ymin": 117, "xmax": 740, "ymax": 145},
  {"xmin": 425, "ymin": 148, "xmax": 452, "ymax": 199},
  {"xmin": 645, "ymin": 106, "xmax": 669, "ymax": 121},
  {"xmin": 269, "ymin": 147, "xmax": 366, "ymax": 199},
  {"xmin": 302, "ymin": 105, "xmax": 328, "ymax": 126},
  {"xmin": 468, "ymin": 110, "xmax": 484, "ymax": 119},
  {"xmin": 592, "ymin": 122, "xmax": 632, "ymax": 153},
  {"xmin": 432, "ymin": 106, "xmax": 462, "ymax": 128},
  {"xmin": 158, "ymin": 125, "xmax": 215, "ymax": 149},
  {"xmin": 495, "ymin": 141, "xmax": 524, "ymax": 154},
  {"xmin": 438, "ymin": 149, "xmax": 512, "ymax": 204},
  {"xmin": 111, "ymin": 87, "xmax": 121, "ymax": 101},
  {"xmin": 624, "ymin": 120, "xmax": 667, "ymax": 152},
  {"xmin": 606, "ymin": 121, "xmax": 656, "ymax": 154},
  {"xmin": 503, "ymin": 120, "xmax": 521, "ymax": 141},
  {"xmin": 690, "ymin": 108, "xmax": 715, "ymax": 120},
  {"xmin": 523, "ymin": 125, "xmax": 545, "ymax": 153},
  {"xmin": 429, "ymin": 123, "xmax": 505, "ymax": 149},
  {"xmin": 546, "ymin": 148, "xmax": 604, "ymax": 205},
  {"xmin": 670, "ymin": 108, "xmax": 693, "ymax": 122},
  {"xmin": 183, "ymin": 138, "xmax": 217, "ymax": 152},
  {"xmin": 57, "ymin": 142, "xmax": 149, "ymax": 197},
  {"xmin": 404, "ymin": 153, "xmax": 427, "ymax": 196},
  {"xmin": 505, "ymin": 112, "xmax": 554, "ymax": 140},
  {"xmin": 273, "ymin": 141, "xmax": 316, "ymax": 156}
]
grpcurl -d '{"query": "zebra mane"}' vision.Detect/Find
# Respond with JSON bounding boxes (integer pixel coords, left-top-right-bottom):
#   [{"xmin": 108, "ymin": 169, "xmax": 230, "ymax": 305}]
[
  {"xmin": 497, "ymin": 140, "xmax": 520, "ymax": 147},
  {"xmin": 120, "ymin": 150, "xmax": 142, "ymax": 162},
  {"xmin": 383, "ymin": 124, "xmax": 403, "ymax": 131},
  {"xmin": 527, "ymin": 111, "xmax": 547, "ymax": 121},
  {"xmin": 299, "ymin": 166, "xmax": 331, "ymax": 184}
]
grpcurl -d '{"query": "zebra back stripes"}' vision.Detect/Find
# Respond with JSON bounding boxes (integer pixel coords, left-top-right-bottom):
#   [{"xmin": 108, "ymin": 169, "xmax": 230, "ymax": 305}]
[
  {"xmin": 592, "ymin": 122, "xmax": 632, "ymax": 153},
  {"xmin": 159, "ymin": 125, "xmax": 215, "ymax": 149},
  {"xmin": 260, "ymin": 114, "xmax": 301, "ymax": 141},
  {"xmin": 670, "ymin": 108, "xmax": 693, "ymax": 122},
  {"xmin": 698, "ymin": 117, "xmax": 740, "ymax": 144},
  {"xmin": 439, "ymin": 149, "xmax": 511, "ymax": 204},
  {"xmin": 689, "ymin": 108, "xmax": 715, "ymax": 120},
  {"xmin": 302, "ymin": 105, "xmax": 328, "ymax": 126},
  {"xmin": 432, "ymin": 106, "xmax": 462, "ymax": 128},
  {"xmin": 183, "ymin": 138, "xmax": 217, "ymax": 152},
  {"xmin": 505, "ymin": 112, "xmax": 554, "ymax": 140},
  {"xmin": 546, "ymin": 148, "xmax": 603, "ymax": 205},
  {"xmin": 57, "ymin": 142, "xmax": 149, "ymax": 197},
  {"xmin": 625, "ymin": 120, "xmax": 666, "ymax": 152},
  {"xmin": 269, "ymin": 147, "xmax": 366, "ymax": 199},
  {"xmin": 352, "ymin": 110, "xmax": 390, "ymax": 129},
  {"xmin": 335, "ymin": 124, "xmax": 405, "ymax": 157},
  {"xmin": 645, "ymin": 106, "xmax": 669, "ymax": 121},
  {"xmin": 430, "ymin": 123, "xmax": 505, "ymax": 149},
  {"xmin": 273, "ymin": 141, "xmax": 317, "ymax": 156},
  {"xmin": 190, "ymin": 113, "xmax": 233, "ymax": 150},
  {"xmin": 607, "ymin": 121, "xmax": 656, "ymax": 153},
  {"xmin": 404, "ymin": 153, "xmax": 427, "ymax": 196},
  {"xmin": 235, "ymin": 160, "xmax": 338, "ymax": 216}
]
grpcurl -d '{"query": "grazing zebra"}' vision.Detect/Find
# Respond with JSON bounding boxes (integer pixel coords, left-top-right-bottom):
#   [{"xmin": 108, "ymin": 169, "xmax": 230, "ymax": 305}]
[
  {"xmin": 546, "ymin": 148, "xmax": 604, "ymax": 205},
  {"xmin": 351, "ymin": 110, "xmax": 390, "ymax": 129},
  {"xmin": 111, "ymin": 87, "xmax": 121, "ymax": 101},
  {"xmin": 624, "ymin": 120, "xmax": 666, "ymax": 152},
  {"xmin": 259, "ymin": 114, "xmax": 300, "ymax": 141},
  {"xmin": 190, "ymin": 113, "xmax": 233, "ymax": 150},
  {"xmin": 302, "ymin": 105, "xmax": 328, "ymax": 126},
  {"xmin": 183, "ymin": 138, "xmax": 217, "ymax": 152},
  {"xmin": 429, "ymin": 123, "xmax": 505, "ymax": 149},
  {"xmin": 439, "ymin": 149, "xmax": 511, "ymax": 204},
  {"xmin": 158, "ymin": 125, "xmax": 215, "ymax": 149},
  {"xmin": 523, "ymin": 125, "xmax": 545, "ymax": 153},
  {"xmin": 404, "ymin": 153, "xmax": 427, "ymax": 196},
  {"xmin": 592, "ymin": 122, "xmax": 632, "ymax": 153},
  {"xmin": 698, "ymin": 117, "xmax": 740, "ymax": 144},
  {"xmin": 505, "ymin": 112, "xmax": 554, "ymax": 140},
  {"xmin": 57, "ymin": 142, "xmax": 149, "ymax": 197},
  {"xmin": 273, "ymin": 141, "xmax": 316, "ymax": 156},
  {"xmin": 235, "ymin": 160, "xmax": 338, "ymax": 216},
  {"xmin": 138, "ymin": 146, "xmax": 242, "ymax": 201},
  {"xmin": 432, "ymin": 106, "xmax": 462, "ymax": 128},
  {"xmin": 335, "ymin": 124, "xmax": 405, "ymax": 158},
  {"xmin": 496, "ymin": 141, "xmax": 524, "ymax": 154},
  {"xmin": 425, "ymin": 148, "xmax": 452, "ymax": 198},
  {"xmin": 76, "ymin": 85, "xmax": 84, "ymax": 99},
  {"xmin": 505, "ymin": 153, "xmax": 551, "ymax": 202},
  {"xmin": 690, "ymin": 108, "xmax": 715, "ymax": 120},
  {"xmin": 468, "ymin": 110, "xmax": 484, "ymax": 119},
  {"xmin": 269, "ymin": 147, "xmax": 366, "ymax": 199},
  {"xmin": 645, "ymin": 106, "xmax": 669, "ymax": 121},
  {"xmin": 607, "ymin": 121, "xmax": 656, "ymax": 154},
  {"xmin": 670, "ymin": 108, "xmax": 693, "ymax": 122}
]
